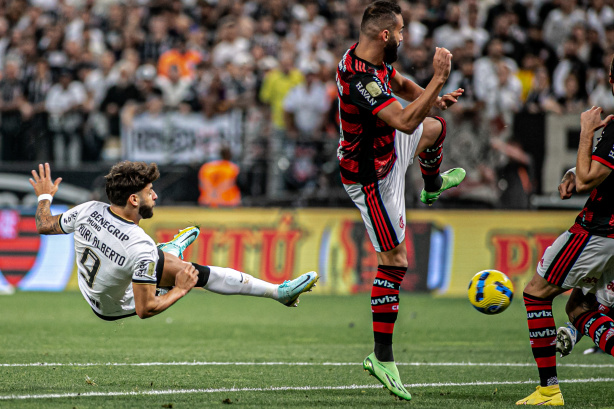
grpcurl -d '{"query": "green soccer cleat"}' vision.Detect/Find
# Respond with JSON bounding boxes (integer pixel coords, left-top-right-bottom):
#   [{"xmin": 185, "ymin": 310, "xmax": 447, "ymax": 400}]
[
  {"xmin": 420, "ymin": 168, "xmax": 466, "ymax": 206},
  {"xmin": 157, "ymin": 226, "xmax": 200, "ymax": 259},
  {"xmin": 516, "ymin": 385, "xmax": 564, "ymax": 406},
  {"xmin": 363, "ymin": 352, "xmax": 411, "ymax": 401},
  {"xmin": 277, "ymin": 271, "xmax": 318, "ymax": 307}
]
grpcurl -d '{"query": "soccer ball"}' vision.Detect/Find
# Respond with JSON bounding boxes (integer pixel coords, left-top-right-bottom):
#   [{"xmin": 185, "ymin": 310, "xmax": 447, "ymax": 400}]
[{"xmin": 467, "ymin": 270, "xmax": 514, "ymax": 315}]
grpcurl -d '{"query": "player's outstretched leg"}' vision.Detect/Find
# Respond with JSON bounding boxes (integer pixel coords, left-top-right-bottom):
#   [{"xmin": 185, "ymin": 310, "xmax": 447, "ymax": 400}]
[
  {"xmin": 157, "ymin": 226, "xmax": 200, "ymax": 259},
  {"xmin": 416, "ymin": 117, "xmax": 465, "ymax": 205},
  {"xmin": 203, "ymin": 266, "xmax": 318, "ymax": 307},
  {"xmin": 363, "ymin": 352, "xmax": 411, "ymax": 401}
]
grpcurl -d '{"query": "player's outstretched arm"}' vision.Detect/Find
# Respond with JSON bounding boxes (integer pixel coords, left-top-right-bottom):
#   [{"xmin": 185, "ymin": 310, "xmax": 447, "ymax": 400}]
[
  {"xmin": 29, "ymin": 163, "xmax": 64, "ymax": 235},
  {"xmin": 576, "ymin": 106, "xmax": 613, "ymax": 193},
  {"xmin": 378, "ymin": 47, "xmax": 452, "ymax": 134},
  {"xmin": 133, "ymin": 263, "xmax": 198, "ymax": 319}
]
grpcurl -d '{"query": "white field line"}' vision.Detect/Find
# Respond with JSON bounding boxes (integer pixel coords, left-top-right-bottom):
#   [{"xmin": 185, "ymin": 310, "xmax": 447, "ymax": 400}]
[
  {"xmin": 1, "ymin": 378, "xmax": 613, "ymax": 401},
  {"xmin": 2, "ymin": 361, "xmax": 614, "ymax": 368}
]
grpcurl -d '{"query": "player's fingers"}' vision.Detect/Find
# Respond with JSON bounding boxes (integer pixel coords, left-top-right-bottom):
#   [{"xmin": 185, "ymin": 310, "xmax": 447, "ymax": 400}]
[
  {"xmin": 29, "ymin": 178, "xmax": 35, "ymax": 187},
  {"xmin": 45, "ymin": 163, "xmax": 51, "ymax": 179},
  {"xmin": 39, "ymin": 163, "xmax": 44, "ymax": 178},
  {"xmin": 31, "ymin": 169, "xmax": 39, "ymax": 181},
  {"xmin": 54, "ymin": 177, "xmax": 62, "ymax": 187}
]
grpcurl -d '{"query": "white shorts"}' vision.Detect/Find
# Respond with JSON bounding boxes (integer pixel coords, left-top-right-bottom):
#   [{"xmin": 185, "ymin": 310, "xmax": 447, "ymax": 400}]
[
  {"xmin": 344, "ymin": 125, "xmax": 423, "ymax": 252},
  {"xmin": 537, "ymin": 231, "xmax": 614, "ymax": 300}
]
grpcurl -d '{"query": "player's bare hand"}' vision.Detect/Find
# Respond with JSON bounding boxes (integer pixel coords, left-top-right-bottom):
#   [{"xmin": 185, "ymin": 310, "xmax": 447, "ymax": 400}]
[
  {"xmin": 437, "ymin": 88, "xmax": 464, "ymax": 110},
  {"xmin": 558, "ymin": 171, "xmax": 576, "ymax": 200},
  {"xmin": 581, "ymin": 106, "xmax": 614, "ymax": 134},
  {"xmin": 175, "ymin": 263, "xmax": 198, "ymax": 293},
  {"xmin": 29, "ymin": 163, "xmax": 62, "ymax": 197},
  {"xmin": 433, "ymin": 47, "xmax": 452, "ymax": 81}
]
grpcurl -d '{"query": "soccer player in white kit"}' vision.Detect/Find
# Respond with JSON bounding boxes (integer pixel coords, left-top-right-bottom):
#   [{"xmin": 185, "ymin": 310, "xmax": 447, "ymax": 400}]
[{"xmin": 29, "ymin": 161, "xmax": 318, "ymax": 321}]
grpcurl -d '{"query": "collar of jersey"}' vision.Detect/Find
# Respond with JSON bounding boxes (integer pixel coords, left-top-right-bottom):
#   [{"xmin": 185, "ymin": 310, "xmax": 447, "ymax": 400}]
[
  {"xmin": 351, "ymin": 43, "xmax": 384, "ymax": 70},
  {"xmin": 107, "ymin": 207, "xmax": 135, "ymax": 224}
]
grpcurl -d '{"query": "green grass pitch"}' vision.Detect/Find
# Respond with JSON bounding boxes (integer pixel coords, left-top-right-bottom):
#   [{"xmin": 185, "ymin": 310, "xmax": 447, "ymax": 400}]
[{"xmin": 0, "ymin": 291, "xmax": 612, "ymax": 408}]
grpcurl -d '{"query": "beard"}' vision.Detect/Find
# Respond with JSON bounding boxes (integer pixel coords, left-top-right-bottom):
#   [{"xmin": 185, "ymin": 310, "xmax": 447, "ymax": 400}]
[
  {"xmin": 383, "ymin": 36, "xmax": 399, "ymax": 64},
  {"xmin": 138, "ymin": 204, "xmax": 154, "ymax": 219}
]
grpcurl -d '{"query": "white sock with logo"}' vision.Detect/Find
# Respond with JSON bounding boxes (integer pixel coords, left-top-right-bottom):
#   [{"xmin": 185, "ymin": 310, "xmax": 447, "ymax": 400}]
[{"xmin": 204, "ymin": 266, "xmax": 278, "ymax": 299}]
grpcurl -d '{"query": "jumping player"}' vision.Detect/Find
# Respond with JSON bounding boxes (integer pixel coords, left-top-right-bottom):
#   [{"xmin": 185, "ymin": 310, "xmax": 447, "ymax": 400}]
[
  {"xmin": 29, "ymin": 161, "xmax": 318, "ymax": 321},
  {"xmin": 336, "ymin": 1, "xmax": 465, "ymax": 400},
  {"xmin": 517, "ymin": 81, "xmax": 614, "ymax": 404}
]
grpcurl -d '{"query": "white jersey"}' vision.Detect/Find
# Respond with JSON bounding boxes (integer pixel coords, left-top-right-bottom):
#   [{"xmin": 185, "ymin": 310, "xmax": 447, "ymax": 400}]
[{"xmin": 59, "ymin": 201, "xmax": 159, "ymax": 319}]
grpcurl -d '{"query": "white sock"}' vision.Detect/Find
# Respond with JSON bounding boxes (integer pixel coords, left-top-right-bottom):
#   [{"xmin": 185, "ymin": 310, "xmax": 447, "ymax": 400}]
[{"xmin": 204, "ymin": 266, "xmax": 278, "ymax": 299}]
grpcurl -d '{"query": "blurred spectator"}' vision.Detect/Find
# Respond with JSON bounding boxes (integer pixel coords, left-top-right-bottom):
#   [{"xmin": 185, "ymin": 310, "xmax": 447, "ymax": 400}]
[
  {"xmin": 444, "ymin": 57, "xmax": 484, "ymax": 127},
  {"xmin": 587, "ymin": 0, "xmax": 614, "ymax": 38},
  {"xmin": 552, "ymin": 37, "xmax": 588, "ymax": 98},
  {"xmin": 157, "ymin": 64, "xmax": 194, "ymax": 109},
  {"xmin": 283, "ymin": 62, "xmax": 329, "ymax": 141},
  {"xmin": 212, "ymin": 18, "xmax": 249, "ymax": 68},
  {"xmin": 475, "ymin": 38, "xmax": 518, "ymax": 103},
  {"xmin": 400, "ymin": 1, "xmax": 427, "ymax": 47},
  {"xmin": 557, "ymin": 72, "xmax": 587, "ymax": 114},
  {"xmin": 433, "ymin": 2, "xmax": 465, "ymax": 51},
  {"xmin": 485, "ymin": 0, "xmax": 530, "ymax": 32},
  {"xmin": 253, "ymin": 15, "xmax": 280, "ymax": 57},
  {"xmin": 100, "ymin": 63, "xmax": 139, "ymax": 140},
  {"xmin": 198, "ymin": 145, "xmax": 241, "ymax": 207},
  {"xmin": 158, "ymin": 35, "xmax": 202, "ymax": 79},
  {"xmin": 524, "ymin": 65, "xmax": 562, "ymax": 114},
  {"xmin": 139, "ymin": 16, "xmax": 172, "ymax": 65},
  {"xmin": 460, "ymin": 4, "xmax": 489, "ymax": 57},
  {"xmin": 23, "ymin": 58, "xmax": 52, "ymax": 161},
  {"xmin": 485, "ymin": 61, "xmax": 523, "ymax": 137},
  {"xmin": 259, "ymin": 52, "xmax": 303, "ymax": 132},
  {"xmin": 543, "ymin": 0, "xmax": 586, "ymax": 52},
  {"xmin": 45, "ymin": 68, "xmax": 86, "ymax": 166},
  {"xmin": 0, "ymin": 59, "xmax": 30, "ymax": 162},
  {"xmin": 134, "ymin": 64, "xmax": 163, "ymax": 103},
  {"xmin": 523, "ymin": 24, "xmax": 558, "ymax": 76}
]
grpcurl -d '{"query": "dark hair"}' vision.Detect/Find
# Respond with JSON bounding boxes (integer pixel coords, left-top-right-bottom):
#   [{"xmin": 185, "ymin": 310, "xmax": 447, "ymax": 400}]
[
  {"xmin": 104, "ymin": 161, "xmax": 160, "ymax": 206},
  {"xmin": 360, "ymin": 1, "xmax": 401, "ymax": 38}
]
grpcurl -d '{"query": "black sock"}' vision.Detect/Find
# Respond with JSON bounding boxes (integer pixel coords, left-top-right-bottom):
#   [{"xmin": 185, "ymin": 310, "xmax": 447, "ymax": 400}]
[
  {"xmin": 423, "ymin": 174, "xmax": 442, "ymax": 192},
  {"xmin": 374, "ymin": 342, "xmax": 394, "ymax": 362},
  {"xmin": 193, "ymin": 263, "xmax": 210, "ymax": 287}
]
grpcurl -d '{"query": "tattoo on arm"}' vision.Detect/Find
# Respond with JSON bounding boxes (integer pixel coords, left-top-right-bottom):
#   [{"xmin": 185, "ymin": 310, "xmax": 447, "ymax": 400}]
[{"xmin": 35, "ymin": 201, "xmax": 64, "ymax": 235}]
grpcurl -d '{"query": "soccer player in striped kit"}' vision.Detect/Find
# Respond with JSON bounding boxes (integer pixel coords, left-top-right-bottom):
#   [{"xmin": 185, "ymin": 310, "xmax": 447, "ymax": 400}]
[
  {"xmin": 517, "ymin": 57, "xmax": 614, "ymax": 405},
  {"xmin": 336, "ymin": 1, "xmax": 465, "ymax": 400}
]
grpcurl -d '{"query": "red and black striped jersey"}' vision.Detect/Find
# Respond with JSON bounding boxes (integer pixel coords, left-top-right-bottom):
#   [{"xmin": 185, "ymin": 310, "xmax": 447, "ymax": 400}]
[
  {"xmin": 570, "ymin": 122, "xmax": 614, "ymax": 237},
  {"xmin": 336, "ymin": 43, "xmax": 398, "ymax": 185}
]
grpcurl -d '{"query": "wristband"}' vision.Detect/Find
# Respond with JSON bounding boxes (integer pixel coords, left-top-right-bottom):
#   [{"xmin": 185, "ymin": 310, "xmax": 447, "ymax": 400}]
[
  {"xmin": 566, "ymin": 167, "xmax": 576, "ymax": 176},
  {"xmin": 38, "ymin": 194, "xmax": 53, "ymax": 203}
]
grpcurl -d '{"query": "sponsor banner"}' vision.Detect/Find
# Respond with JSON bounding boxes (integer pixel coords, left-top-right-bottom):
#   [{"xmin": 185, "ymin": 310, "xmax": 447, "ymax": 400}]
[
  {"xmin": 57, "ymin": 208, "xmax": 570, "ymax": 296},
  {"xmin": 0, "ymin": 206, "xmax": 74, "ymax": 292}
]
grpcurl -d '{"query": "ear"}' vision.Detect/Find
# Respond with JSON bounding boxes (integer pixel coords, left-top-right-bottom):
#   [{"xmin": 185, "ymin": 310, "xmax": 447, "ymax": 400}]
[
  {"xmin": 382, "ymin": 29, "xmax": 389, "ymax": 42},
  {"xmin": 609, "ymin": 74, "xmax": 614, "ymax": 85},
  {"xmin": 128, "ymin": 193, "xmax": 139, "ymax": 207}
]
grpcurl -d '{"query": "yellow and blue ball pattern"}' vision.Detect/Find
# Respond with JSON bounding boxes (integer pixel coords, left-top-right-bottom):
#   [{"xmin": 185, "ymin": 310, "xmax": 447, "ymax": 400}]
[{"xmin": 467, "ymin": 270, "xmax": 514, "ymax": 315}]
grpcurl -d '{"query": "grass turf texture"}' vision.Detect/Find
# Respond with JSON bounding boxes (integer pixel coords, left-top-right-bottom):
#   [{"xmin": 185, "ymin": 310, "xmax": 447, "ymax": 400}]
[{"xmin": 0, "ymin": 291, "xmax": 611, "ymax": 408}]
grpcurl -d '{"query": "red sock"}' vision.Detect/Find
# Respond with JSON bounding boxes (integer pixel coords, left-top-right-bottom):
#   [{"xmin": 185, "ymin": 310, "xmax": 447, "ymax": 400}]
[
  {"xmin": 371, "ymin": 265, "xmax": 406, "ymax": 345},
  {"xmin": 573, "ymin": 310, "xmax": 614, "ymax": 356},
  {"xmin": 523, "ymin": 293, "xmax": 558, "ymax": 386},
  {"xmin": 418, "ymin": 116, "xmax": 446, "ymax": 190}
]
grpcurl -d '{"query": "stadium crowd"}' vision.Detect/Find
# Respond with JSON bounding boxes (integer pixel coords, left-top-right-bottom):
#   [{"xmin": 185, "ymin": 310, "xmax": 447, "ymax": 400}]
[{"xmin": 0, "ymin": 0, "xmax": 612, "ymax": 207}]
